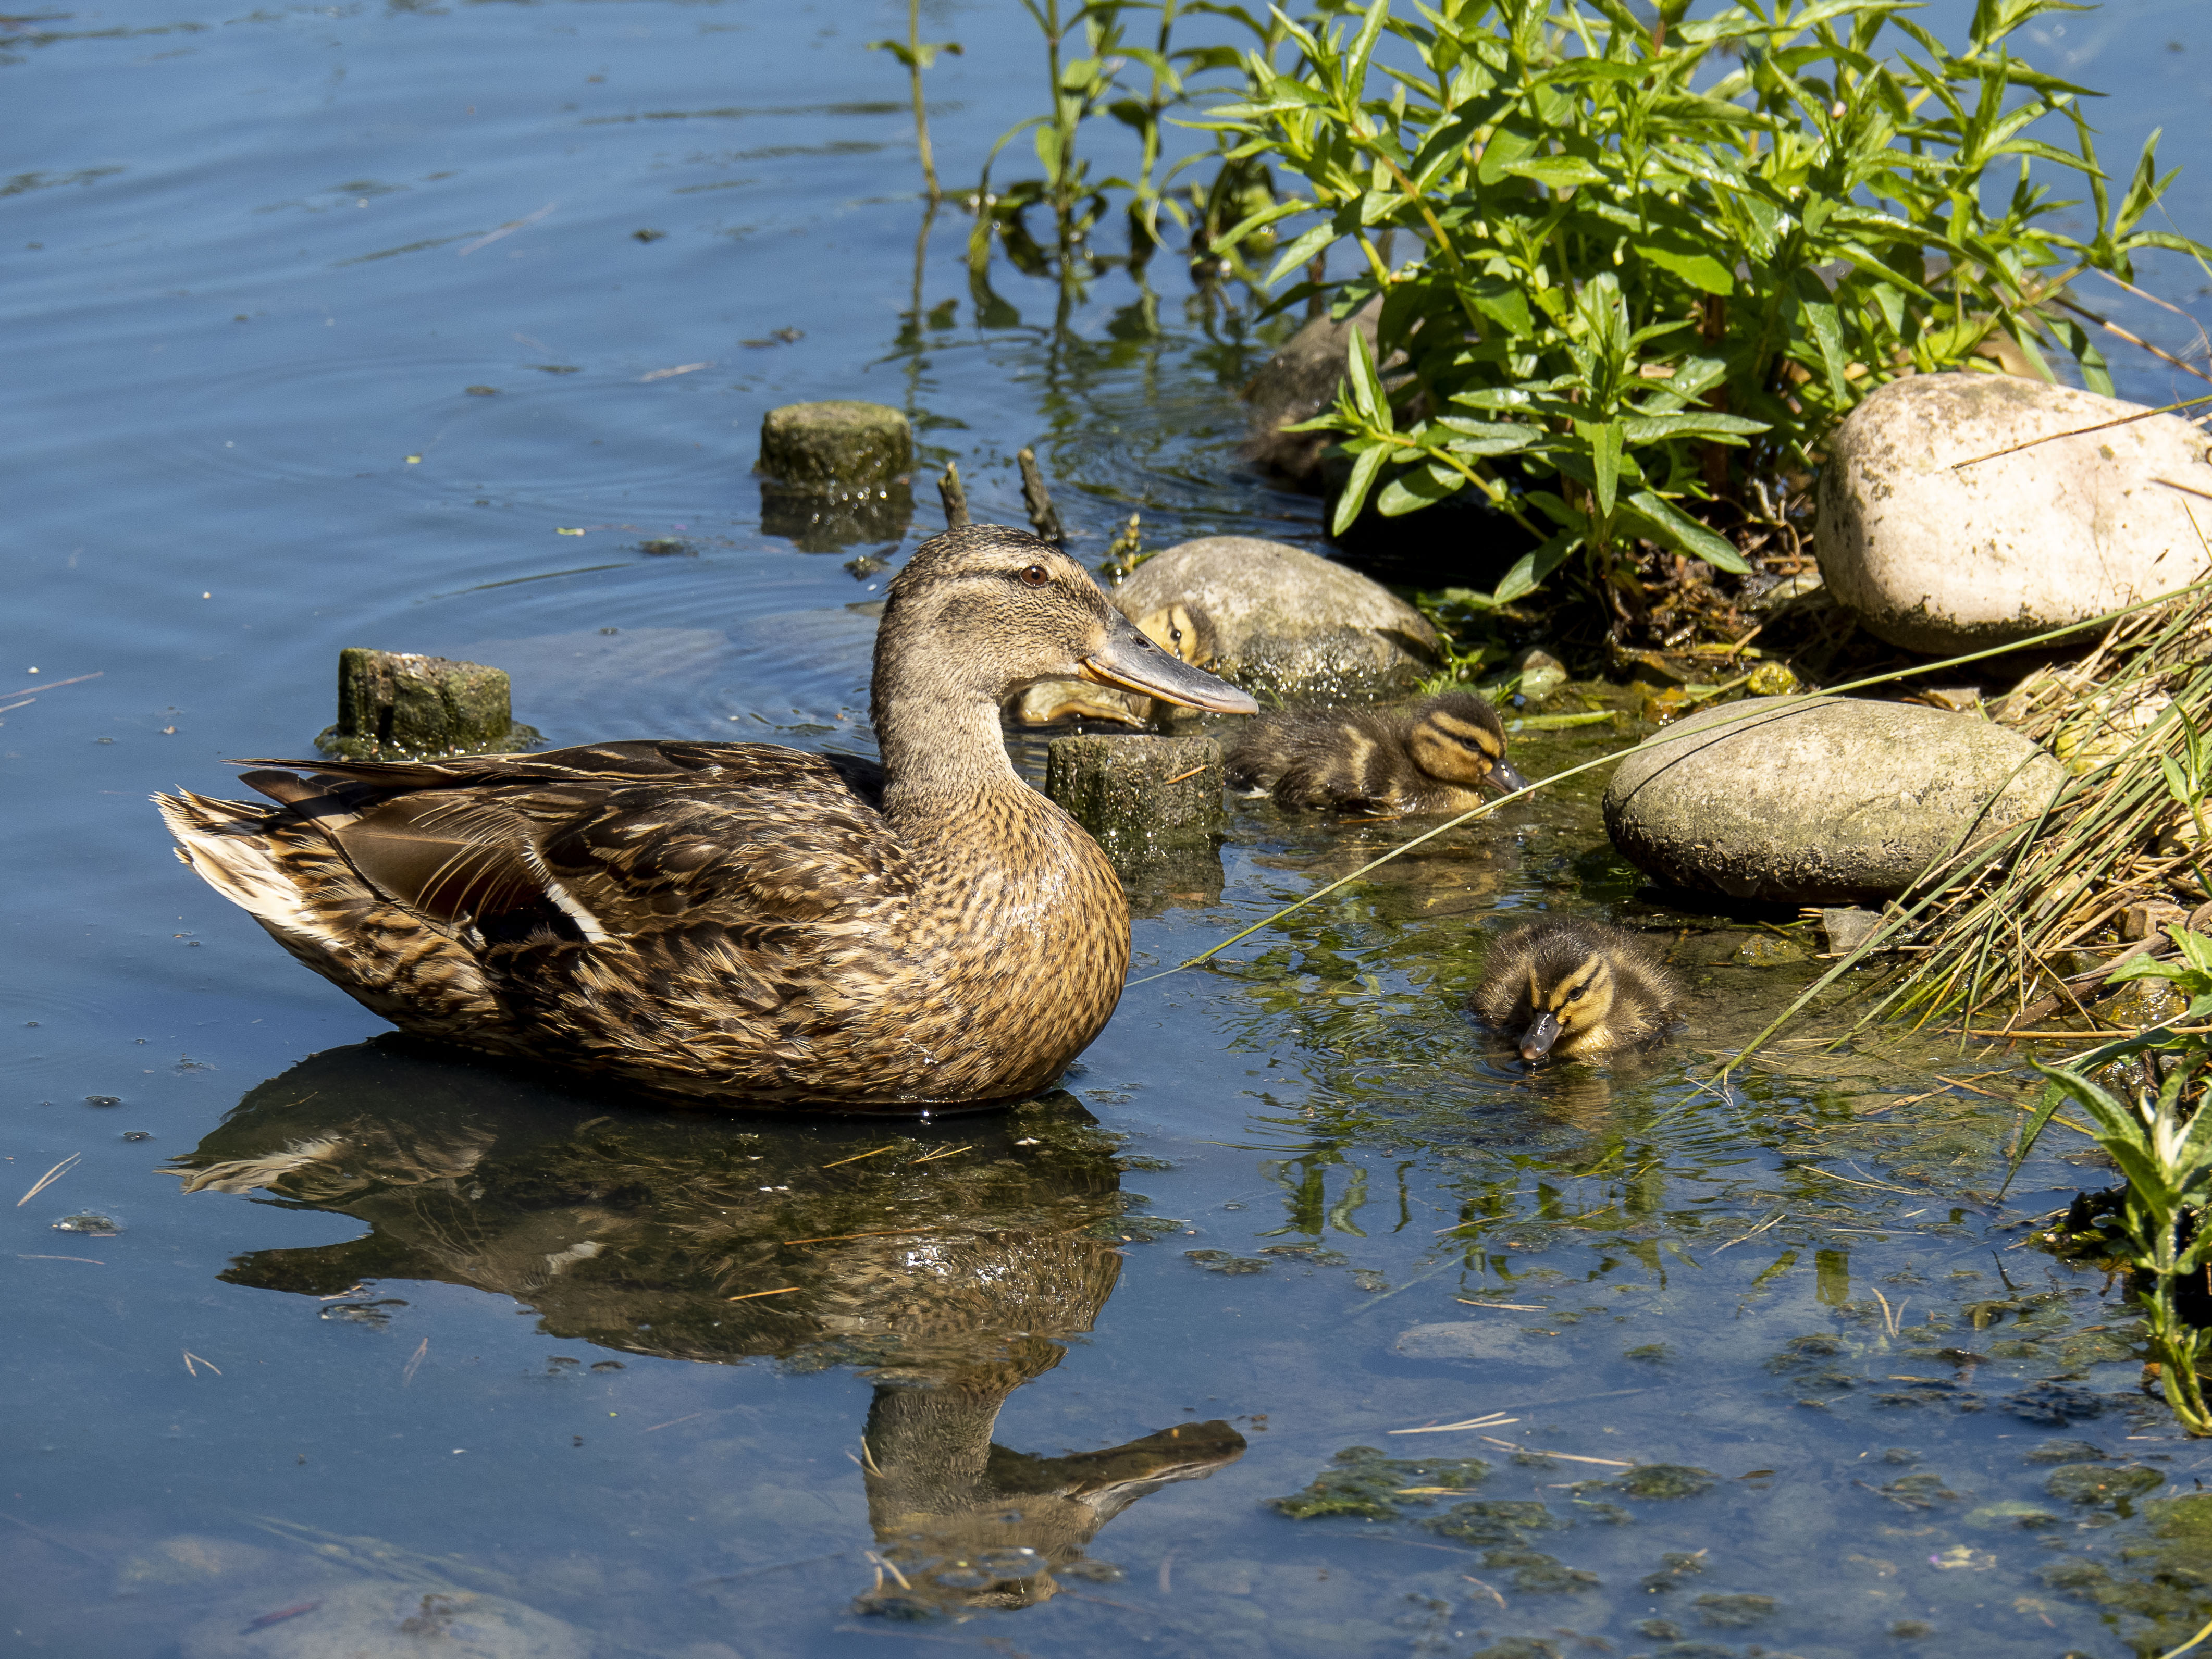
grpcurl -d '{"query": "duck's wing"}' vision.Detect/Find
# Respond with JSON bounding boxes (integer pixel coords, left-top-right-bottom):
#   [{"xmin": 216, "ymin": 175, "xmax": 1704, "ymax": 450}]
[{"xmin": 232, "ymin": 740, "xmax": 904, "ymax": 945}]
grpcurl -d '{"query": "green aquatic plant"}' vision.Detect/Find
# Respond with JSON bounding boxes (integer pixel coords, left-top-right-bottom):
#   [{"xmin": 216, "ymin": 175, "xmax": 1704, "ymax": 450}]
[
  {"xmin": 1198, "ymin": 0, "xmax": 2208, "ymax": 605},
  {"xmin": 2013, "ymin": 931, "xmax": 2212, "ymax": 1437},
  {"xmin": 869, "ymin": 0, "xmax": 964, "ymax": 200}
]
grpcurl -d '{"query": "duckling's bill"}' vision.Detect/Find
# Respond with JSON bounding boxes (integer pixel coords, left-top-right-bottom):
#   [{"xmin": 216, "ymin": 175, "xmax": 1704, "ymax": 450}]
[
  {"xmin": 1518, "ymin": 1008, "xmax": 1562, "ymax": 1060},
  {"xmin": 1078, "ymin": 613, "xmax": 1258, "ymax": 714}
]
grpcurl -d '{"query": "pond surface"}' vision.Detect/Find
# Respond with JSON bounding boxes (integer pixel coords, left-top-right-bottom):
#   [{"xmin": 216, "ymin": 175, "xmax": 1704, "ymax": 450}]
[{"xmin": 9, "ymin": 2, "xmax": 2212, "ymax": 1655}]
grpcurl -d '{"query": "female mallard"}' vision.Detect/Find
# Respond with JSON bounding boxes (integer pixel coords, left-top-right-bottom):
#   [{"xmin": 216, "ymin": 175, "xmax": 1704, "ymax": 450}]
[
  {"xmin": 1469, "ymin": 919, "xmax": 1682, "ymax": 1063},
  {"xmin": 1224, "ymin": 691, "xmax": 1528, "ymax": 815},
  {"xmin": 155, "ymin": 527, "xmax": 1257, "ymax": 1111}
]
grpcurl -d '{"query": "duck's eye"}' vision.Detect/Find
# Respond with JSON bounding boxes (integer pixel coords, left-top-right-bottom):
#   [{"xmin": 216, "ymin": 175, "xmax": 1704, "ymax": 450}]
[{"xmin": 1018, "ymin": 564, "xmax": 1051, "ymax": 587}]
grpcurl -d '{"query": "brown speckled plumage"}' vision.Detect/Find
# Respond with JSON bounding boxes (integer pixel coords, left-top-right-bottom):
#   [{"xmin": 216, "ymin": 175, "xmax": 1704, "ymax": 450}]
[
  {"xmin": 155, "ymin": 527, "xmax": 1256, "ymax": 1110},
  {"xmin": 1223, "ymin": 691, "xmax": 1524, "ymax": 815},
  {"xmin": 1468, "ymin": 919, "xmax": 1682, "ymax": 1062}
]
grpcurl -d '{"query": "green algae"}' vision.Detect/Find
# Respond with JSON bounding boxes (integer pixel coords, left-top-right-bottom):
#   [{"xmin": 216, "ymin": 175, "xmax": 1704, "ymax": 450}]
[{"xmin": 1268, "ymin": 1447, "xmax": 1491, "ymax": 1520}]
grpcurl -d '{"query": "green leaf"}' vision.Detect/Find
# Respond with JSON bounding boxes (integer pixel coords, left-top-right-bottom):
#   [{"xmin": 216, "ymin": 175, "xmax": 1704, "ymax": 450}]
[
  {"xmin": 1499, "ymin": 153, "xmax": 1610, "ymax": 190},
  {"xmin": 1476, "ymin": 125, "xmax": 1540, "ymax": 187},
  {"xmin": 1333, "ymin": 443, "xmax": 1389, "ymax": 536},
  {"xmin": 1264, "ymin": 220, "xmax": 1340, "ymax": 289},
  {"xmin": 1492, "ymin": 531, "xmax": 1579, "ymax": 604},
  {"xmin": 1345, "ymin": 326, "xmax": 1386, "ymax": 426},
  {"xmin": 1634, "ymin": 238, "xmax": 1736, "ymax": 295},
  {"xmin": 1619, "ymin": 491, "xmax": 1751, "ymax": 574},
  {"xmin": 1576, "ymin": 418, "xmax": 1624, "ymax": 517}
]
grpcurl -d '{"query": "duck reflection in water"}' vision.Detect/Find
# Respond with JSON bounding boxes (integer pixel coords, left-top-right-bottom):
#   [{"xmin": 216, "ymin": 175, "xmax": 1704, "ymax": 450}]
[{"xmin": 169, "ymin": 1038, "xmax": 1243, "ymax": 1618}]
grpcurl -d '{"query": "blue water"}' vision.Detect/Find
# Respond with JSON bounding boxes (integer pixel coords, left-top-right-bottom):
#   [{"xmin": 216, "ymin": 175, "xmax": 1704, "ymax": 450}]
[{"xmin": 8, "ymin": 1, "xmax": 2212, "ymax": 1654}]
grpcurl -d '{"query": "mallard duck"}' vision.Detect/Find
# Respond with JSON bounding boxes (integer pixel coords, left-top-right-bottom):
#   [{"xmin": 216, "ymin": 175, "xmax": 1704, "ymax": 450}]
[
  {"xmin": 1469, "ymin": 919, "xmax": 1682, "ymax": 1062},
  {"xmin": 155, "ymin": 526, "xmax": 1258, "ymax": 1110},
  {"xmin": 1223, "ymin": 691, "xmax": 1527, "ymax": 815}
]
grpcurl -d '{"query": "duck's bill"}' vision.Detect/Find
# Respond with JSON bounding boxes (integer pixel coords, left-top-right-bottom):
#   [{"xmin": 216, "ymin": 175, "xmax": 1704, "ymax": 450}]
[
  {"xmin": 1518, "ymin": 1009, "xmax": 1562, "ymax": 1061},
  {"xmin": 1485, "ymin": 759, "xmax": 1532, "ymax": 796},
  {"xmin": 1080, "ymin": 618, "xmax": 1259, "ymax": 715}
]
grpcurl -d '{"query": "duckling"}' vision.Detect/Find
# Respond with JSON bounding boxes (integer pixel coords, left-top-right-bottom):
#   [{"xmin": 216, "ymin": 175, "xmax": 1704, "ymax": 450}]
[
  {"xmin": 1469, "ymin": 919, "xmax": 1682, "ymax": 1062},
  {"xmin": 1223, "ymin": 691, "xmax": 1528, "ymax": 815},
  {"xmin": 1010, "ymin": 601, "xmax": 1217, "ymax": 727},
  {"xmin": 155, "ymin": 526, "xmax": 1258, "ymax": 1111}
]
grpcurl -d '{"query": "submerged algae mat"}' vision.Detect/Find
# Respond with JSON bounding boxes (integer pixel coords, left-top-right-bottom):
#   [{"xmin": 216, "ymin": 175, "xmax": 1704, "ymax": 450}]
[{"xmin": 18, "ymin": 739, "xmax": 2212, "ymax": 1659}]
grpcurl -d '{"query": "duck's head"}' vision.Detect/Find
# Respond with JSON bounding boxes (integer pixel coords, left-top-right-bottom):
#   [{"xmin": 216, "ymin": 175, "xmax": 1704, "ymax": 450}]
[
  {"xmin": 879, "ymin": 527, "xmax": 1258, "ymax": 715},
  {"xmin": 1405, "ymin": 692, "xmax": 1529, "ymax": 797},
  {"xmin": 1516, "ymin": 946, "xmax": 1617, "ymax": 1062}
]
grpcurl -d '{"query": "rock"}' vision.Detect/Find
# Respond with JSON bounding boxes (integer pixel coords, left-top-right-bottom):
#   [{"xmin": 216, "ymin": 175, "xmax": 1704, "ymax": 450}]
[
  {"xmin": 1515, "ymin": 648, "xmax": 1568, "ymax": 702},
  {"xmin": 316, "ymin": 649, "xmax": 541, "ymax": 761},
  {"xmin": 1732, "ymin": 934, "xmax": 1806, "ymax": 967},
  {"xmin": 756, "ymin": 400, "xmax": 913, "ymax": 551},
  {"xmin": 2123, "ymin": 901, "xmax": 2189, "ymax": 942},
  {"xmin": 757, "ymin": 400, "xmax": 911, "ymax": 491},
  {"xmin": 1602, "ymin": 696, "xmax": 2069, "ymax": 903},
  {"xmin": 183, "ymin": 1584, "xmax": 586, "ymax": 1659},
  {"xmin": 1816, "ymin": 374, "xmax": 2212, "ymax": 654},
  {"xmin": 1114, "ymin": 537, "xmax": 1440, "ymax": 702},
  {"xmin": 1819, "ymin": 907, "xmax": 1888, "ymax": 956},
  {"xmin": 1391, "ymin": 1322, "xmax": 1573, "ymax": 1367},
  {"xmin": 1242, "ymin": 299, "xmax": 1381, "ymax": 488}
]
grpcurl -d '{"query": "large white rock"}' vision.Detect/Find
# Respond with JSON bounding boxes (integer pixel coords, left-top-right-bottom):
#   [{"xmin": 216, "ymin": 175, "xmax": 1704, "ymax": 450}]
[
  {"xmin": 1602, "ymin": 695, "xmax": 2069, "ymax": 903},
  {"xmin": 1816, "ymin": 373, "xmax": 2212, "ymax": 654}
]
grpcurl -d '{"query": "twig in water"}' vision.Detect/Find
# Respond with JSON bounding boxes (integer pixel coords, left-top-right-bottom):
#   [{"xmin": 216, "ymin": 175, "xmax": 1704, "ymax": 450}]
[
  {"xmin": 937, "ymin": 460, "xmax": 970, "ymax": 529},
  {"xmin": 1872, "ymin": 1288, "xmax": 1908, "ymax": 1340},
  {"xmin": 820, "ymin": 1146, "xmax": 897, "ymax": 1169},
  {"xmin": 1387, "ymin": 1412, "xmax": 1518, "ymax": 1435},
  {"xmin": 1160, "ymin": 764, "xmax": 1208, "ymax": 786},
  {"xmin": 182, "ymin": 1350, "xmax": 222, "ymax": 1377},
  {"xmin": 1462, "ymin": 1575, "xmax": 1506, "ymax": 1611},
  {"xmin": 3, "ymin": 670, "xmax": 102, "ymax": 698},
  {"xmin": 402, "ymin": 1339, "xmax": 428, "ymax": 1385},
  {"xmin": 1711, "ymin": 1209, "xmax": 1785, "ymax": 1254},
  {"xmin": 1016, "ymin": 447, "xmax": 1065, "ymax": 546},
  {"xmin": 16, "ymin": 1153, "xmax": 80, "ymax": 1207},
  {"xmin": 1454, "ymin": 1298, "xmax": 1546, "ymax": 1310}
]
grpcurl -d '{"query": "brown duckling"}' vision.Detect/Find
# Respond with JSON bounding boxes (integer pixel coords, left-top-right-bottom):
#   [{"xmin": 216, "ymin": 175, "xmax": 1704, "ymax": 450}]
[
  {"xmin": 1469, "ymin": 919, "xmax": 1682, "ymax": 1062},
  {"xmin": 155, "ymin": 526, "xmax": 1258, "ymax": 1111},
  {"xmin": 1223, "ymin": 691, "xmax": 1528, "ymax": 815}
]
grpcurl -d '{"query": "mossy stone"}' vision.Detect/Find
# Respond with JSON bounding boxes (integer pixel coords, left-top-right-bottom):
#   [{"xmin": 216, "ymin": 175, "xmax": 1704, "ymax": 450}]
[
  {"xmin": 2046, "ymin": 1462, "xmax": 2164, "ymax": 1506},
  {"xmin": 317, "ymin": 649, "xmax": 541, "ymax": 761},
  {"xmin": 757, "ymin": 401, "xmax": 912, "ymax": 491},
  {"xmin": 1267, "ymin": 1446, "xmax": 1490, "ymax": 1520},
  {"xmin": 1612, "ymin": 1463, "xmax": 1719, "ymax": 1500}
]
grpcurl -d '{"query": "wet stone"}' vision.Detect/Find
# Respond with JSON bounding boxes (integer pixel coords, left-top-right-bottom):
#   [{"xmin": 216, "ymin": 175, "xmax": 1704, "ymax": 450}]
[
  {"xmin": 84, "ymin": 1094, "xmax": 121, "ymax": 1106},
  {"xmin": 317, "ymin": 649, "xmax": 541, "ymax": 762},
  {"xmin": 2046, "ymin": 1462, "xmax": 2164, "ymax": 1505},
  {"xmin": 1695, "ymin": 1593, "xmax": 1777, "ymax": 1627},
  {"xmin": 637, "ymin": 537, "xmax": 697, "ymax": 556},
  {"xmin": 2023, "ymin": 1439, "xmax": 2109, "ymax": 1465},
  {"xmin": 1611, "ymin": 1464, "xmax": 1719, "ymax": 1500},
  {"xmin": 2003, "ymin": 1381, "xmax": 2105, "ymax": 1424},
  {"xmin": 1392, "ymin": 1321, "xmax": 1575, "ymax": 1367},
  {"xmin": 1467, "ymin": 1640, "xmax": 1561, "ymax": 1659},
  {"xmin": 1182, "ymin": 1249, "xmax": 1266, "ymax": 1274},
  {"xmin": 53, "ymin": 1212, "xmax": 119, "ymax": 1234},
  {"xmin": 1515, "ymin": 647, "xmax": 1568, "ymax": 702},
  {"xmin": 1820, "ymin": 907, "xmax": 1887, "ymax": 956}
]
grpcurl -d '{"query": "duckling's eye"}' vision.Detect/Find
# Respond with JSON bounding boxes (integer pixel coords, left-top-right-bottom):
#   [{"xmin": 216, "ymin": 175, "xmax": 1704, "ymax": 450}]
[{"xmin": 1017, "ymin": 564, "xmax": 1051, "ymax": 587}]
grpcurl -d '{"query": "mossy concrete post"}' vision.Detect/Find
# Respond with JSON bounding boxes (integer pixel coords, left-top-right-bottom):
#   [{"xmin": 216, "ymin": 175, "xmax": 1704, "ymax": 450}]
[
  {"xmin": 316, "ymin": 648, "xmax": 542, "ymax": 760},
  {"xmin": 1045, "ymin": 734, "xmax": 1227, "ymax": 910},
  {"xmin": 1045, "ymin": 734, "xmax": 1225, "ymax": 842},
  {"xmin": 757, "ymin": 401, "xmax": 915, "ymax": 551}
]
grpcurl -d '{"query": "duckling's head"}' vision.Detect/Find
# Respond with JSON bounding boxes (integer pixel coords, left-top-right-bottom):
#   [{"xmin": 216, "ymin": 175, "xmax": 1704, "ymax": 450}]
[
  {"xmin": 1404, "ymin": 692, "xmax": 1529, "ymax": 797},
  {"xmin": 1517, "ymin": 941, "xmax": 1617, "ymax": 1062},
  {"xmin": 878, "ymin": 527, "xmax": 1259, "ymax": 718},
  {"xmin": 1132, "ymin": 601, "xmax": 1216, "ymax": 667}
]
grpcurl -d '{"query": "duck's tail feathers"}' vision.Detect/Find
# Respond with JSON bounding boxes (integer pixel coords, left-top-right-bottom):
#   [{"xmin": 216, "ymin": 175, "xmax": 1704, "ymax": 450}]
[{"xmin": 155, "ymin": 790, "xmax": 344, "ymax": 951}]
